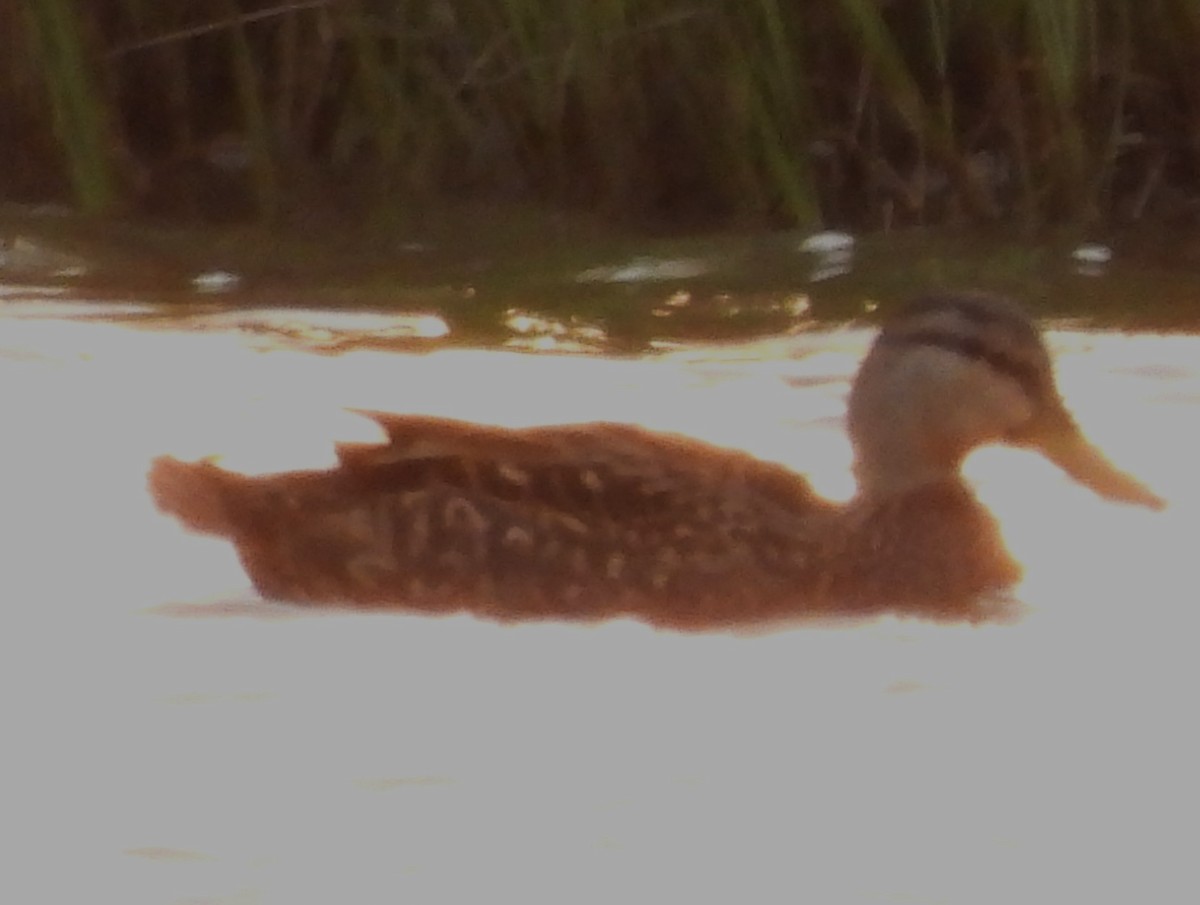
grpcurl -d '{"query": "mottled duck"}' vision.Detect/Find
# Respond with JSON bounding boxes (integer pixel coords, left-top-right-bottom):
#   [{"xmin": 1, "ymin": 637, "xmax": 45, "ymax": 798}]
[{"xmin": 149, "ymin": 292, "xmax": 1164, "ymax": 628}]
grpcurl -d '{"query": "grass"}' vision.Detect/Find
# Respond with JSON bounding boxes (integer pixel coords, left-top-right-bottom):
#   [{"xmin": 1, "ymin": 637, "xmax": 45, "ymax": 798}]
[{"xmin": 6, "ymin": 1, "xmax": 1200, "ymax": 233}]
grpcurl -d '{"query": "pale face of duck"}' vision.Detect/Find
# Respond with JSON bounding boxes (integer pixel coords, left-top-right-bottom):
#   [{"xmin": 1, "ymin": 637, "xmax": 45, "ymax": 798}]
[{"xmin": 847, "ymin": 292, "xmax": 1164, "ymax": 509}]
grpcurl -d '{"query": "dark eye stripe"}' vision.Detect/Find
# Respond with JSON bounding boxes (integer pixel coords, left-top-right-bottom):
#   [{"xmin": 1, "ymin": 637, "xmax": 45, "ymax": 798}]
[{"xmin": 880, "ymin": 329, "xmax": 1046, "ymax": 402}]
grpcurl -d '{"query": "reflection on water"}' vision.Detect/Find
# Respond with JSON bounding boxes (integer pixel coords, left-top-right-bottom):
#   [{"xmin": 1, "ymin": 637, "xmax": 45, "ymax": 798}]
[{"xmin": 2, "ymin": 305, "xmax": 1197, "ymax": 905}]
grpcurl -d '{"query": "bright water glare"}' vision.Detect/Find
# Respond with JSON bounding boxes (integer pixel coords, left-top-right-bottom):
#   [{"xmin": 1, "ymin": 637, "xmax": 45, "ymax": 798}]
[{"xmin": 2, "ymin": 300, "xmax": 1197, "ymax": 905}]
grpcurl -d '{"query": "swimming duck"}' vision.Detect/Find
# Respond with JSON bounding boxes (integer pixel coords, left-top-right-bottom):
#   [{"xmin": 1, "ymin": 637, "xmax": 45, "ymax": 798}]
[{"xmin": 148, "ymin": 291, "xmax": 1163, "ymax": 629}]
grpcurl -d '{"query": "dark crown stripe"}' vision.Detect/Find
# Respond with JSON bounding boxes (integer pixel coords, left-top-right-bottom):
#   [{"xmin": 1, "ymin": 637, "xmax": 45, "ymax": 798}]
[{"xmin": 900, "ymin": 293, "xmax": 1041, "ymax": 341}]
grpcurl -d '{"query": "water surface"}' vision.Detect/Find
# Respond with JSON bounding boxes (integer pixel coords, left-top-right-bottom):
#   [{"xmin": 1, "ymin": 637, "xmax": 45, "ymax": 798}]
[{"xmin": 2, "ymin": 303, "xmax": 1196, "ymax": 904}]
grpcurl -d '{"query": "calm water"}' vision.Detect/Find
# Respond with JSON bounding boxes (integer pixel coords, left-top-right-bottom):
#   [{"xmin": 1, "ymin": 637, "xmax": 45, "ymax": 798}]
[{"xmin": 3, "ymin": 301, "xmax": 1197, "ymax": 904}]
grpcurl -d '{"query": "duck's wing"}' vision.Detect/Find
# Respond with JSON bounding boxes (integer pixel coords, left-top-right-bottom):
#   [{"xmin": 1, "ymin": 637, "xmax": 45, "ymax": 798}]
[
  {"xmin": 151, "ymin": 411, "xmax": 835, "ymax": 627},
  {"xmin": 336, "ymin": 410, "xmax": 824, "ymax": 523}
]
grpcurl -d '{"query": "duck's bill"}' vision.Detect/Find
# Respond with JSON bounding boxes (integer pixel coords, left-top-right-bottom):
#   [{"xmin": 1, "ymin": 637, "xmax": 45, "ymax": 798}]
[{"xmin": 1035, "ymin": 429, "xmax": 1166, "ymax": 510}]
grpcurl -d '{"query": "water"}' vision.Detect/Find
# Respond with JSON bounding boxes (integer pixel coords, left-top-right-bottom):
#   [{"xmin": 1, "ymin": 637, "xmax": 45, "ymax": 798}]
[{"xmin": 3, "ymin": 302, "xmax": 1197, "ymax": 904}]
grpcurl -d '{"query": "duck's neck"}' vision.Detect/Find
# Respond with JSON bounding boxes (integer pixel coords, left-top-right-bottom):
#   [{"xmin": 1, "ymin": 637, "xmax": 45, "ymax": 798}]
[{"xmin": 850, "ymin": 449, "xmax": 968, "ymax": 504}]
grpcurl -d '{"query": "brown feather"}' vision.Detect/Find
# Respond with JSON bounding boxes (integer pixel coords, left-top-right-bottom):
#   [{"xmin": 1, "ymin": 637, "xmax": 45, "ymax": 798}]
[{"xmin": 147, "ymin": 414, "xmax": 1013, "ymax": 628}]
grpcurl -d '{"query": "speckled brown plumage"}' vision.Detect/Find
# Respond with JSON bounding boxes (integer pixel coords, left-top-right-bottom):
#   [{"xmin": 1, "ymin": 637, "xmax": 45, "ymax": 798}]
[{"xmin": 148, "ymin": 292, "xmax": 1163, "ymax": 629}]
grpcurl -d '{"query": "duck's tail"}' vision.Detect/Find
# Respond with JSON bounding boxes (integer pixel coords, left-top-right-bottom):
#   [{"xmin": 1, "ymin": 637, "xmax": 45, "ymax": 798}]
[{"xmin": 148, "ymin": 456, "xmax": 246, "ymax": 537}]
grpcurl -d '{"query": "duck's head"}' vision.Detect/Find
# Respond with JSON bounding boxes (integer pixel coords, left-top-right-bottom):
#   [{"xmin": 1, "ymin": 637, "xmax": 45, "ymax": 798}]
[{"xmin": 847, "ymin": 291, "xmax": 1164, "ymax": 509}]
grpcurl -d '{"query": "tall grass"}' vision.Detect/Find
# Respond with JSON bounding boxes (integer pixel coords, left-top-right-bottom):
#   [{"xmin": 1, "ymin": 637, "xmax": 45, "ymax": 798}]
[
  {"xmin": 20, "ymin": 0, "xmax": 120, "ymax": 214},
  {"xmin": 8, "ymin": 0, "xmax": 1200, "ymax": 230}
]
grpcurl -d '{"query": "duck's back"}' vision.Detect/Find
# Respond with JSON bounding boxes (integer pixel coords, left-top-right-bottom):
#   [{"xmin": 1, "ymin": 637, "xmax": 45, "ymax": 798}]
[{"xmin": 149, "ymin": 415, "xmax": 840, "ymax": 628}]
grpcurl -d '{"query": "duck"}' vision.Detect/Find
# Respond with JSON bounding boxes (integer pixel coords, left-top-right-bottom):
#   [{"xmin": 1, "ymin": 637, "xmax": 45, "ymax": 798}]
[{"xmin": 148, "ymin": 291, "xmax": 1164, "ymax": 629}]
